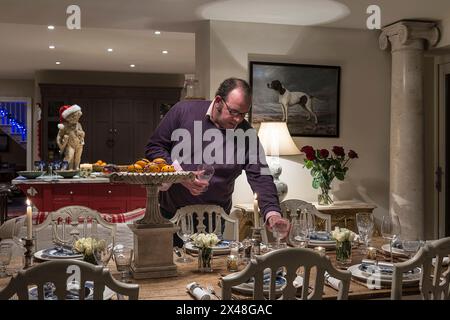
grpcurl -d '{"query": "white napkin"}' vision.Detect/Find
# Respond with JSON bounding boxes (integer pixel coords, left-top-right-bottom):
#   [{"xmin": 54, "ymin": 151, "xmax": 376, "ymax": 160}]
[
  {"xmin": 186, "ymin": 282, "xmax": 211, "ymax": 300},
  {"xmin": 324, "ymin": 272, "xmax": 342, "ymax": 290}
]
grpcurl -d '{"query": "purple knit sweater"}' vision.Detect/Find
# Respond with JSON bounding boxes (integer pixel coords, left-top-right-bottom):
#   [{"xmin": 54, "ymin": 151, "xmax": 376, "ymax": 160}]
[{"xmin": 145, "ymin": 100, "xmax": 281, "ymax": 220}]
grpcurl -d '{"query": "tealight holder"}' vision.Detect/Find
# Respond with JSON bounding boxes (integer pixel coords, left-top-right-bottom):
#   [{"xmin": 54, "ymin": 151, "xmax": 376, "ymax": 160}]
[
  {"xmin": 314, "ymin": 246, "xmax": 326, "ymax": 255},
  {"xmin": 367, "ymin": 247, "xmax": 377, "ymax": 260}
]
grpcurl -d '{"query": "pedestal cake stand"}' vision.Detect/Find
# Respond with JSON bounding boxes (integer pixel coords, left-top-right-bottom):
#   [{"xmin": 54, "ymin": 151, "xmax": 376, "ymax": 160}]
[{"xmin": 109, "ymin": 171, "xmax": 195, "ymax": 279}]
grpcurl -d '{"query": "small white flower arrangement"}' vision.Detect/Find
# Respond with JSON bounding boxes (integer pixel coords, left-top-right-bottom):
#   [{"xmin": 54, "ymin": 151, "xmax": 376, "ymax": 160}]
[
  {"xmin": 73, "ymin": 237, "xmax": 106, "ymax": 255},
  {"xmin": 331, "ymin": 227, "xmax": 357, "ymax": 242},
  {"xmin": 190, "ymin": 233, "xmax": 220, "ymax": 248}
]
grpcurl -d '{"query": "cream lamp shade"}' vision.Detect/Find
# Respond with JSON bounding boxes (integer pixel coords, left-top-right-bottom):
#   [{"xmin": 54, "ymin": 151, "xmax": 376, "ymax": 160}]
[
  {"xmin": 257, "ymin": 122, "xmax": 300, "ymax": 201},
  {"xmin": 258, "ymin": 122, "xmax": 300, "ymax": 156}
]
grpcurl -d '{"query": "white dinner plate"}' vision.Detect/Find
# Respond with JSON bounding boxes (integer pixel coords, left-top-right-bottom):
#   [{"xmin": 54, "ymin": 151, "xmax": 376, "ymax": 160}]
[
  {"xmin": 348, "ymin": 264, "xmax": 421, "ymax": 285},
  {"xmin": 28, "ymin": 281, "xmax": 115, "ymax": 300},
  {"xmin": 185, "ymin": 240, "xmax": 241, "ymax": 254},
  {"xmin": 34, "ymin": 247, "xmax": 83, "ymax": 261},
  {"xmin": 307, "ymin": 232, "xmax": 336, "ymax": 248},
  {"xmin": 232, "ymin": 275, "xmax": 289, "ymax": 295}
]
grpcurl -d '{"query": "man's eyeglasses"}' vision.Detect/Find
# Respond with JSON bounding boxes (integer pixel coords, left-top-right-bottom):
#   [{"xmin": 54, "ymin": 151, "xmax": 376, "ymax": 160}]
[{"xmin": 221, "ymin": 97, "xmax": 251, "ymax": 118}]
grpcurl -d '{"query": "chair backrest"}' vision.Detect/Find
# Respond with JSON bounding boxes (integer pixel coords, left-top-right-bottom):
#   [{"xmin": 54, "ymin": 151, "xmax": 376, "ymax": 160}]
[
  {"xmin": 0, "ymin": 259, "xmax": 139, "ymax": 300},
  {"xmin": 221, "ymin": 247, "xmax": 351, "ymax": 300},
  {"xmin": 33, "ymin": 206, "xmax": 117, "ymax": 247},
  {"xmin": 391, "ymin": 237, "xmax": 450, "ymax": 300},
  {"xmin": 170, "ymin": 205, "xmax": 239, "ymax": 241},
  {"xmin": 0, "ymin": 216, "xmax": 24, "ymax": 241},
  {"xmin": 280, "ymin": 199, "xmax": 332, "ymax": 232}
]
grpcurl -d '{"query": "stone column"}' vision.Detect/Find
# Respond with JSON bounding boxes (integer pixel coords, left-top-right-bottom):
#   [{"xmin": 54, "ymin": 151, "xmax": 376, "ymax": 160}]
[{"xmin": 379, "ymin": 21, "xmax": 439, "ymax": 238}]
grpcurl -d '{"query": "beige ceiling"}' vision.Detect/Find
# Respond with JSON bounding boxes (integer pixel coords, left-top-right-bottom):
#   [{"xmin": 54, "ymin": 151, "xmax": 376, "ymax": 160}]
[{"xmin": 0, "ymin": 0, "xmax": 448, "ymax": 79}]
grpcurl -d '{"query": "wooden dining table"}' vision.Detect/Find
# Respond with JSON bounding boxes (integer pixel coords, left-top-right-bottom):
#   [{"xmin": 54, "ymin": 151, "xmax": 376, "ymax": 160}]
[{"xmin": 0, "ymin": 237, "xmax": 420, "ymax": 300}]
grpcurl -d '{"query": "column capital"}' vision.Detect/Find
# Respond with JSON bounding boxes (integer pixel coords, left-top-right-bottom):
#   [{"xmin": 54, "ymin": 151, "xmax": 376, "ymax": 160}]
[{"xmin": 379, "ymin": 20, "xmax": 440, "ymax": 51}]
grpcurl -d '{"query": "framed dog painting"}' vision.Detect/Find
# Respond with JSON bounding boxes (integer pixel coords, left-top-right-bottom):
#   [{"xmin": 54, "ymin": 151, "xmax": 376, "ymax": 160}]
[{"xmin": 249, "ymin": 61, "xmax": 341, "ymax": 137}]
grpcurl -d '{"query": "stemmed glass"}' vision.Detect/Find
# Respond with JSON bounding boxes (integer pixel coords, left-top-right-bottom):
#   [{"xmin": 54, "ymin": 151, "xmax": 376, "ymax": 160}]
[
  {"xmin": 176, "ymin": 215, "xmax": 194, "ymax": 263},
  {"xmin": 288, "ymin": 217, "xmax": 308, "ymax": 248},
  {"xmin": 196, "ymin": 164, "xmax": 215, "ymax": 191},
  {"xmin": 271, "ymin": 217, "xmax": 290, "ymax": 249},
  {"xmin": 0, "ymin": 242, "xmax": 13, "ymax": 278},
  {"xmin": 356, "ymin": 213, "xmax": 374, "ymax": 253},
  {"xmin": 113, "ymin": 246, "xmax": 133, "ymax": 283},
  {"xmin": 402, "ymin": 238, "xmax": 421, "ymax": 259},
  {"xmin": 381, "ymin": 215, "xmax": 401, "ymax": 262}
]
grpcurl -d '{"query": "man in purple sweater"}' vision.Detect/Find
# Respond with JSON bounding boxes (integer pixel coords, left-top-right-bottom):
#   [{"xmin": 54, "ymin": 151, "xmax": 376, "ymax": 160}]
[{"xmin": 146, "ymin": 78, "xmax": 289, "ymax": 243}]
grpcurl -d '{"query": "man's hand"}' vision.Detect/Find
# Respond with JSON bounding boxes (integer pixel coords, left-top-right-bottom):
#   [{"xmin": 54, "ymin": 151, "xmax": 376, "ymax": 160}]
[
  {"xmin": 181, "ymin": 178, "xmax": 209, "ymax": 196},
  {"xmin": 267, "ymin": 215, "xmax": 290, "ymax": 239}
]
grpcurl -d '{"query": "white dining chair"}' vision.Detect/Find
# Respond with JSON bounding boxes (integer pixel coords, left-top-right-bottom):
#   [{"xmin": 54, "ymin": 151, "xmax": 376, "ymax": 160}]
[
  {"xmin": 170, "ymin": 204, "xmax": 239, "ymax": 241},
  {"xmin": 33, "ymin": 205, "xmax": 116, "ymax": 249},
  {"xmin": 0, "ymin": 259, "xmax": 139, "ymax": 300},
  {"xmin": 280, "ymin": 199, "xmax": 332, "ymax": 231},
  {"xmin": 391, "ymin": 237, "xmax": 450, "ymax": 300},
  {"xmin": 221, "ymin": 247, "xmax": 351, "ymax": 300}
]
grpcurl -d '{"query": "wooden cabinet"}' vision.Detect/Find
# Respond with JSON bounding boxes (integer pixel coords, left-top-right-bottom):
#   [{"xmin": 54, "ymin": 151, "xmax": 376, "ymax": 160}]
[{"xmin": 40, "ymin": 84, "xmax": 181, "ymax": 164}]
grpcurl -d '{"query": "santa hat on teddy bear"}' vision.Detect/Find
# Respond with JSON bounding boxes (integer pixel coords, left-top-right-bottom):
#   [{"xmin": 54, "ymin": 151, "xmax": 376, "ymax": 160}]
[{"xmin": 57, "ymin": 104, "xmax": 81, "ymax": 129}]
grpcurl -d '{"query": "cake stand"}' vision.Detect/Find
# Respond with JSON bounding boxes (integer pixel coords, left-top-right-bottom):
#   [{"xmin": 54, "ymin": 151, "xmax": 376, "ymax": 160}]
[{"xmin": 109, "ymin": 171, "xmax": 195, "ymax": 279}]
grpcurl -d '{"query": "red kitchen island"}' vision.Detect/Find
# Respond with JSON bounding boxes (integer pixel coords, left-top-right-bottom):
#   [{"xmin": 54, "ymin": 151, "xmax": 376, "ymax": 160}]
[{"xmin": 12, "ymin": 177, "xmax": 147, "ymax": 214}]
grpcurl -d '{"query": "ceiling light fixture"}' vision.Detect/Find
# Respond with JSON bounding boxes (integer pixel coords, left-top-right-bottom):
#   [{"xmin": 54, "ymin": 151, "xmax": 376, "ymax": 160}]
[
  {"xmin": 162, "ymin": 50, "xmax": 168, "ymax": 54},
  {"xmin": 48, "ymin": 25, "xmax": 55, "ymax": 30},
  {"xmin": 55, "ymin": 61, "xmax": 61, "ymax": 65},
  {"xmin": 130, "ymin": 64, "xmax": 136, "ymax": 68},
  {"xmin": 107, "ymin": 48, "xmax": 114, "ymax": 52},
  {"xmin": 49, "ymin": 45, "xmax": 55, "ymax": 49},
  {"xmin": 154, "ymin": 31, "xmax": 161, "ymax": 35}
]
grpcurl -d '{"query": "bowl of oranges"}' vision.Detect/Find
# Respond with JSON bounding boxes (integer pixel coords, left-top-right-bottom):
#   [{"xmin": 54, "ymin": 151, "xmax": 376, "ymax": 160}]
[{"xmin": 93, "ymin": 160, "xmax": 107, "ymax": 172}]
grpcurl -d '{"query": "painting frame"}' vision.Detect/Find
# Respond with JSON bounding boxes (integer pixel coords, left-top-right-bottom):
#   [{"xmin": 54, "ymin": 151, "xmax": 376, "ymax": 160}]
[{"xmin": 249, "ymin": 61, "xmax": 341, "ymax": 137}]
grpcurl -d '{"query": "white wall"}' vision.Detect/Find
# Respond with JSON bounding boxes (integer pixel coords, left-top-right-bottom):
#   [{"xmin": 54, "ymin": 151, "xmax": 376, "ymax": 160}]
[{"xmin": 204, "ymin": 21, "xmax": 391, "ymax": 223}]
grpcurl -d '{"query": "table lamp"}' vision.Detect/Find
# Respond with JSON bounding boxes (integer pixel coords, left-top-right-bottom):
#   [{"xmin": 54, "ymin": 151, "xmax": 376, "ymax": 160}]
[{"xmin": 257, "ymin": 122, "xmax": 300, "ymax": 201}]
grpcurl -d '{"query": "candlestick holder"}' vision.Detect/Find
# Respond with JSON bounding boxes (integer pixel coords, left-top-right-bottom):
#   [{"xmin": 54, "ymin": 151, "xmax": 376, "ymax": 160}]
[
  {"xmin": 251, "ymin": 227, "xmax": 263, "ymax": 257},
  {"xmin": 22, "ymin": 237, "xmax": 35, "ymax": 269}
]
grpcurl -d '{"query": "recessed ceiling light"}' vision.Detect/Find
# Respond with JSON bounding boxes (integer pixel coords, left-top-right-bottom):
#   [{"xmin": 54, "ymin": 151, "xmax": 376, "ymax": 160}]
[
  {"xmin": 154, "ymin": 31, "xmax": 161, "ymax": 35},
  {"xmin": 130, "ymin": 64, "xmax": 135, "ymax": 68},
  {"xmin": 49, "ymin": 45, "xmax": 55, "ymax": 49},
  {"xmin": 107, "ymin": 48, "xmax": 114, "ymax": 52},
  {"xmin": 55, "ymin": 61, "xmax": 61, "ymax": 65},
  {"xmin": 162, "ymin": 50, "xmax": 168, "ymax": 54},
  {"xmin": 48, "ymin": 25, "xmax": 55, "ymax": 30}
]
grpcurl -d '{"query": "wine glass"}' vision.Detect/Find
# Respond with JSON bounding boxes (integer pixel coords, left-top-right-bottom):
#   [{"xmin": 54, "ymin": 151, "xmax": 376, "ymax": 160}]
[
  {"xmin": 197, "ymin": 164, "xmax": 214, "ymax": 191},
  {"xmin": 381, "ymin": 215, "xmax": 401, "ymax": 262},
  {"xmin": 402, "ymin": 238, "xmax": 421, "ymax": 259},
  {"xmin": 288, "ymin": 218, "xmax": 308, "ymax": 248},
  {"xmin": 356, "ymin": 213, "xmax": 374, "ymax": 253},
  {"xmin": 113, "ymin": 246, "xmax": 133, "ymax": 283},
  {"xmin": 176, "ymin": 215, "xmax": 194, "ymax": 263},
  {"xmin": 0, "ymin": 242, "xmax": 13, "ymax": 278},
  {"xmin": 93, "ymin": 236, "xmax": 114, "ymax": 267},
  {"xmin": 271, "ymin": 217, "xmax": 290, "ymax": 249}
]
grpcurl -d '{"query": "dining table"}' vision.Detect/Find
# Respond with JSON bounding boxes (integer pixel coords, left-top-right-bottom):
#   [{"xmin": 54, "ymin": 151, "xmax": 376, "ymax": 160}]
[{"xmin": 0, "ymin": 237, "xmax": 420, "ymax": 300}]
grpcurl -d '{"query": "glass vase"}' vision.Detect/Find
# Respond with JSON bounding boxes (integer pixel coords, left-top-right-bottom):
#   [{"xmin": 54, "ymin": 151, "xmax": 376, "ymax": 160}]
[
  {"xmin": 198, "ymin": 247, "xmax": 213, "ymax": 272},
  {"xmin": 83, "ymin": 253, "xmax": 97, "ymax": 265},
  {"xmin": 318, "ymin": 187, "xmax": 333, "ymax": 205},
  {"xmin": 335, "ymin": 240, "xmax": 352, "ymax": 267}
]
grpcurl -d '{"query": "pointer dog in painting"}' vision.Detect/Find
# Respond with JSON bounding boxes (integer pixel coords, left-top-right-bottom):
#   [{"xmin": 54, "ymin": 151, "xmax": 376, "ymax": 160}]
[{"xmin": 267, "ymin": 80, "xmax": 318, "ymax": 124}]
